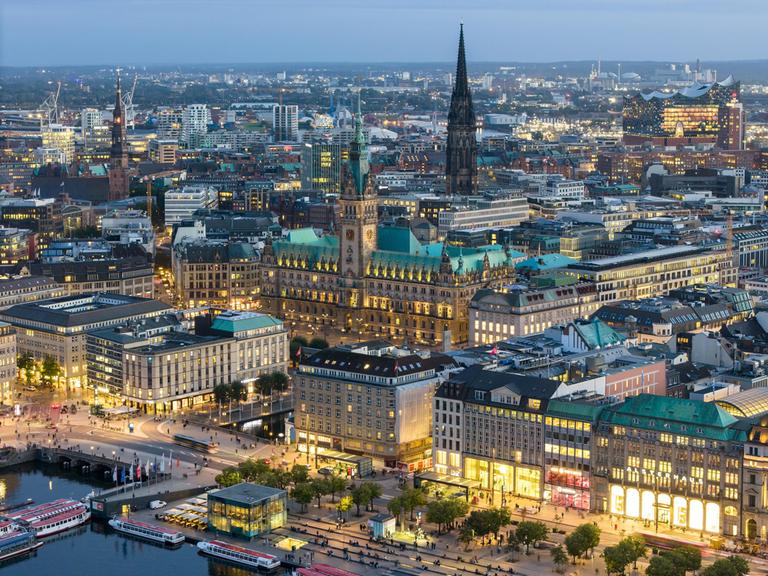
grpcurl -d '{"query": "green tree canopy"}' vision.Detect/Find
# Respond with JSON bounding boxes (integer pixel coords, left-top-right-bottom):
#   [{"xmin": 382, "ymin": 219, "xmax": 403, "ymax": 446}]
[
  {"xmin": 309, "ymin": 337, "xmax": 329, "ymax": 349},
  {"xmin": 291, "ymin": 482, "xmax": 314, "ymax": 513},
  {"xmin": 514, "ymin": 520, "xmax": 548, "ymax": 553},
  {"xmin": 604, "ymin": 536, "xmax": 647, "ymax": 576},
  {"xmin": 646, "ymin": 555, "xmax": 684, "ymax": 576},
  {"xmin": 666, "ymin": 546, "xmax": 702, "ymax": 573},
  {"xmin": 701, "ymin": 557, "xmax": 749, "ymax": 576},
  {"xmin": 215, "ymin": 468, "xmax": 242, "ymax": 487},
  {"xmin": 425, "ymin": 498, "xmax": 469, "ymax": 534},
  {"xmin": 551, "ymin": 545, "xmax": 569, "ymax": 573}
]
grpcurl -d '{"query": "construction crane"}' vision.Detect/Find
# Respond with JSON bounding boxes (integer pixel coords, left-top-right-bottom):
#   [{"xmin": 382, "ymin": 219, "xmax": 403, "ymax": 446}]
[
  {"xmin": 121, "ymin": 73, "xmax": 138, "ymax": 130},
  {"xmin": 39, "ymin": 81, "xmax": 61, "ymax": 128}
]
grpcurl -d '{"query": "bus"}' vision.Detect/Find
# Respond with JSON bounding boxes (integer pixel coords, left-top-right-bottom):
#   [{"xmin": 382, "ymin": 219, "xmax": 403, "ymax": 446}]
[
  {"xmin": 634, "ymin": 532, "xmax": 710, "ymax": 556},
  {"xmin": 172, "ymin": 434, "xmax": 219, "ymax": 454}
]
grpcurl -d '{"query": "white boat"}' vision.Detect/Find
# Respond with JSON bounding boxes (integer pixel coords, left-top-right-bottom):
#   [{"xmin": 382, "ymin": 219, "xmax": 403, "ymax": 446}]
[
  {"xmin": 26, "ymin": 504, "xmax": 90, "ymax": 537},
  {"xmin": 196, "ymin": 539, "xmax": 281, "ymax": 570},
  {"xmin": 108, "ymin": 517, "xmax": 185, "ymax": 545},
  {"xmin": 0, "ymin": 530, "xmax": 43, "ymax": 562},
  {"xmin": 8, "ymin": 499, "xmax": 83, "ymax": 524}
]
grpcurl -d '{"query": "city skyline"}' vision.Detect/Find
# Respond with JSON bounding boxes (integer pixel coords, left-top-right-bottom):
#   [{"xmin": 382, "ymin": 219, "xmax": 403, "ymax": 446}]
[{"xmin": 2, "ymin": 0, "xmax": 768, "ymax": 67}]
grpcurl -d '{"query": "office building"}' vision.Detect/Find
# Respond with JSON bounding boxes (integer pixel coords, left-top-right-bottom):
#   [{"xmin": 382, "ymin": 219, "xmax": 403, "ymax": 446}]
[
  {"xmin": 300, "ymin": 142, "xmax": 347, "ymax": 195},
  {"xmin": 149, "ymin": 139, "xmax": 178, "ymax": 164},
  {"xmin": 164, "ymin": 186, "xmax": 218, "ymax": 228},
  {"xmin": 294, "ymin": 342, "xmax": 457, "ymax": 469},
  {"xmin": 565, "ymin": 245, "xmax": 737, "ymax": 303},
  {"xmin": 437, "ymin": 195, "xmax": 529, "ymax": 238},
  {"xmin": 469, "ymin": 280, "xmax": 599, "ymax": 345},
  {"xmin": 156, "ymin": 107, "xmax": 183, "ymax": 140},
  {"xmin": 41, "ymin": 124, "xmax": 75, "ymax": 164},
  {"xmin": 180, "ymin": 104, "xmax": 211, "ymax": 146},
  {"xmin": 0, "ymin": 322, "xmax": 15, "ymax": 404},
  {"xmin": 445, "ymin": 25, "xmax": 477, "ymax": 195},
  {"xmin": 0, "ymin": 227, "xmax": 32, "ymax": 265},
  {"xmin": 0, "ymin": 196, "xmax": 63, "ymax": 251},
  {"xmin": 101, "ymin": 209, "xmax": 155, "ymax": 256},
  {"xmin": 623, "ymin": 77, "xmax": 744, "ymax": 149},
  {"xmin": 273, "ymin": 104, "xmax": 299, "ymax": 142},
  {"xmin": 593, "ymin": 394, "xmax": 743, "ymax": 537},
  {"xmin": 0, "ymin": 293, "xmax": 171, "ymax": 389},
  {"xmin": 0, "ymin": 276, "xmax": 66, "ymax": 310}
]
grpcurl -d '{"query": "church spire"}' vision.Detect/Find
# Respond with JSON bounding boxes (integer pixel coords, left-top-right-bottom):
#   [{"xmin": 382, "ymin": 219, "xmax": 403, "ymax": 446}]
[
  {"xmin": 445, "ymin": 24, "xmax": 477, "ymax": 195},
  {"xmin": 109, "ymin": 68, "xmax": 129, "ymax": 201},
  {"xmin": 345, "ymin": 91, "xmax": 369, "ymax": 196}
]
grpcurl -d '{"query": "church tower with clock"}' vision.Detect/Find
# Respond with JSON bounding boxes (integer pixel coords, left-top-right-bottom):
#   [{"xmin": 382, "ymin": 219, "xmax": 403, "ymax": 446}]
[{"xmin": 338, "ymin": 96, "xmax": 377, "ymax": 312}]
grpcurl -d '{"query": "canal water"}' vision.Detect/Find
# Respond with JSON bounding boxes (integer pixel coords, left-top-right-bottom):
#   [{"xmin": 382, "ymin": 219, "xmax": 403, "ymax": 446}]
[{"xmin": 0, "ymin": 463, "xmax": 278, "ymax": 575}]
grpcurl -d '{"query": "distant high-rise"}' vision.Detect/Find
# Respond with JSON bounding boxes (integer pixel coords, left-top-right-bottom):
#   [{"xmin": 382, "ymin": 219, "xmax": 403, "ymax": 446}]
[
  {"xmin": 181, "ymin": 104, "xmax": 211, "ymax": 146},
  {"xmin": 445, "ymin": 24, "xmax": 477, "ymax": 196},
  {"xmin": 273, "ymin": 104, "xmax": 299, "ymax": 142},
  {"xmin": 108, "ymin": 71, "xmax": 130, "ymax": 201}
]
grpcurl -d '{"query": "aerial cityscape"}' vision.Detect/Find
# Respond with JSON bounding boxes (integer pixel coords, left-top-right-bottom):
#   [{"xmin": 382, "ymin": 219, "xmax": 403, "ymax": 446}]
[{"xmin": 2, "ymin": 1, "xmax": 768, "ymax": 575}]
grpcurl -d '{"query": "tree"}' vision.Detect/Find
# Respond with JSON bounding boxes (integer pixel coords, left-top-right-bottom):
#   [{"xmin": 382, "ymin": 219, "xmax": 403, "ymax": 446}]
[
  {"xmin": 604, "ymin": 536, "xmax": 646, "ymax": 576},
  {"xmin": 350, "ymin": 481, "xmax": 382, "ymax": 516},
  {"xmin": 40, "ymin": 355, "xmax": 61, "ymax": 388},
  {"xmin": 17, "ymin": 352, "xmax": 34, "ymax": 384},
  {"xmin": 515, "ymin": 520, "xmax": 548, "ymax": 554},
  {"xmin": 458, "ymin": 524, "xmax": 475, "ymax": 551},
  {"xmin": 426, "ymin": 498, "xmax": 469, "ymax": 534},
  {"xmin": 701, "ymin": 557, "xmax": 749, "ymax": 576},
  {"xmin": 215, "ymin": 468, "xmax": 242, "ymax": 487},
  {"xmin": 401, "ymin": 486, "xmax": 428, "ymax": 521},
  {"xmin": 387, "ymin": 496, "xmax": 405, "ymax": 531},
  {"xmin": 310, "ymin": 478, "xmax": 331, "ymax": 508},
  {"xmin": 551, "ymin": 545, "xmax": 569, "ymax": 573},
  {"xmin": 289, "ymin": 464, "xmax": 310, "ymax": 485},
  {"xmin": 309, "ymin": 337, "xmax": 329, "ymax": 349},
  {"xmin": 566, "ymin": 523, "xmax": 601, "ymax": 562},
  {"xmin": 230, "ymin": 380, "xmax": 247, "ymax": 401},
  {"xmin": 646, "ymin": 555, "xmax": 684, "ymax": 576},
  {"xmin": 238, "ymin": 458, "xmax": 271, "ymax": 481},
  {"xmin": 291, "ymin": 482, "xmax": 314, "ymax": 513},
  {"xmin": 666, "ymin": 546, "xmax": 702, "ymax": 573},
  {"xmin": 213, "ymin": 383, "xmax": 230, "ymax": 403},
  {"xmin": 269, "ymin": 371, "xmax": 289, "ymax": 394},
  {"xmin": 362, "ymin": 482, "xmax": 382, "ymax": 511},
  {"xmin": 488, "ymin": 507, "xmax": 511, "ymax": 537},
  {"xmin": 336, "ymin": 495, "xmax": 353, "ymax": 520},
  {"xmin": 326, "ymin": 474, "xmax": 348, "ymax": 503}
]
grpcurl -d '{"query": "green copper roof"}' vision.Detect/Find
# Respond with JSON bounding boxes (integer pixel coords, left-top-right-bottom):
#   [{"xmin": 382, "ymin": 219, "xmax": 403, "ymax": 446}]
[
  {"xmin": 546, "ymin": 400, "xmax": 605, "ymax": 422},
  {"xmin": 211, "ymin": 313, "xmax": 283, "ymax": 333},
  {"xmin": 377, "ymin": 227, "xmax": 422, "ymax": 253},
  {"xmin": 273, "ymin": 229, "xmax": 339, "ymax": 265},
  {"xmin": 573, "ymin": 318, "xmax": 625, "ymax": 349},
  {"xmin": 285, "ymin": 228, "xmax": 322, "ymax": 244},
  {"xmin": 603, "ymin": 394, "xmax": 743, "ymax": 441},
  {"xmin": 516, "ymin": 253, "xmax": 577, "ymax": 272}
]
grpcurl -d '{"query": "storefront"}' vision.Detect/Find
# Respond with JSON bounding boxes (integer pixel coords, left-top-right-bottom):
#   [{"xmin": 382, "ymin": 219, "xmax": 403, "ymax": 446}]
[
  {"xmin": 545, "ymin": 467, "xmax": 591, "ymax": 510},
  {"xmin": 608, "ymin": 484, "xmax": 736, "ymax": 535},
  {"xmin": 464, "ymin": 457, "xmax": 542, "ymax": 500}
]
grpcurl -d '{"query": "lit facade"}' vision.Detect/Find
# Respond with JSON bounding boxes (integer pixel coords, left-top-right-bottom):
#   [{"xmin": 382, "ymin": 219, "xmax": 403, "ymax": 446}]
[
  {"xmin": 593, "ymin": 394, "xmax": 744, "ymax": 537},
  {"xmin": 623, "ymin": 77, "xmax": 744, "ymax": 149},
  {"xmin": 207, "ymin": 483, "xmax": 287, "ymax": 540}
]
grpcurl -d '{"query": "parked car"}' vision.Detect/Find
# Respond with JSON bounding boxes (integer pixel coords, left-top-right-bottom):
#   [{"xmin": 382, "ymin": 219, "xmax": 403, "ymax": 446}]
[
  {"xmin": 149, "ymin": 500, "xmax": 167, "ymax": 510},
  {"xmin": 317, "ymin": 467, "xmax": 335, "ymax": 476}
]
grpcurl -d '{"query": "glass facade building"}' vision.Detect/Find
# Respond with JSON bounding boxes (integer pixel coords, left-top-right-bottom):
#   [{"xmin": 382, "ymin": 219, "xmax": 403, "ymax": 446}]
[{"xmin": 207, "ymin": 483, "xmax": 287, "ymax": 540}]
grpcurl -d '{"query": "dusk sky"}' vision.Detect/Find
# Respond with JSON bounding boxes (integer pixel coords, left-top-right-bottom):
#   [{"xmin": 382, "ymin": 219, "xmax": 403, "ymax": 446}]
[{"xmin": 1, "ymin": 0, "xmax": 766, "ymax": 67}]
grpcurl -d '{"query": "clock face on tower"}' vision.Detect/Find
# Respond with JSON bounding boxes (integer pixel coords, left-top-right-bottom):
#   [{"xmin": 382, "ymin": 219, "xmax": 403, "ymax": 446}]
[{"xmin": 346, "ymin": 229, "xmax": 355, "ymax": 240}]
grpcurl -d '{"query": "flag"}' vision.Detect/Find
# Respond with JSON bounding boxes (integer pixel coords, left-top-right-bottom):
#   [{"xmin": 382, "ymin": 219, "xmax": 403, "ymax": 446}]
[
  {"xmin": 128, "ymin": 464, "xmax": 133, "ymax": 482},
  {"xmin": 120, "ymin": 466, "xmax": 126, "ymax": 484},
  {"xmin": 160, "ymin": 454, "xmax": 165, "ymax": 474},
  {"xmin": 145, "ymin": 461, "xmax": 150, "ymax": 477},
  {"xmin": 112, "ymin": 466, "xmax": 117, "ymax": 483},
  {"xmin": 136, "ymin": 459, "xmax": 141, "ymax": 480},
  {"xmin": 176, "ymin": 458, "xmax": 180, "ymax": 468},
  {"xmin": 490, "ymin": 345, "xmax": 498, "ymax": 355},
  {"xmin": 296, "ymin": 346, "xmax": 302, "ymax": 358}
]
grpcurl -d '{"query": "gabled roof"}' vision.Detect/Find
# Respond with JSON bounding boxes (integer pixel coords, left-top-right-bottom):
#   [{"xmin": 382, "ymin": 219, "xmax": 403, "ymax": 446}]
[{"xmin": 573, "ymin": 319, "xmax": 625, "ymax": 349}]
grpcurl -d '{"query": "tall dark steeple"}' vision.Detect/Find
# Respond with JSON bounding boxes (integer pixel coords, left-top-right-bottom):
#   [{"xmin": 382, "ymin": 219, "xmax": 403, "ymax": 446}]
[
  {"xmin": 108, "ymin": 69, "xmax": 130, "ymax": 200},
  {"xmin": 445, "ymin": 24, "xmax": 477, "ymax": 196}
]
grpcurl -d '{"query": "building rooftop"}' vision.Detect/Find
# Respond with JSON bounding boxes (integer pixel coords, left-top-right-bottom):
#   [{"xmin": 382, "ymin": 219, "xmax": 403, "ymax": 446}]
[
  {"xmin": 567, "ymin": 245, "xmax": 709, "ymax": 271},
  {"xmin": 1, "ymin": 293, "xmax": 171, "ymax": 328},
  {"xmin": 211, "ymin": 311, "xmax": 284, "ymax": 333},
  {"xmin": 715, "ymin": 388, "xmax": 768, "ymax": 419},
  {"xmin": 208, "ymin": 482, "xmax": 285, "ymax": 505}
]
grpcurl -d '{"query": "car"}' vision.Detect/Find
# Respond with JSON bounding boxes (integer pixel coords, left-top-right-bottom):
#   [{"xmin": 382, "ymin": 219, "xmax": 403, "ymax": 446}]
[
  {"xmin": 317, "ymin": 467, "xmax": 335, "ymax": 476},
  {"xmin": 149, "ymin": 500, "xmax": 167, "ymax": 510}
]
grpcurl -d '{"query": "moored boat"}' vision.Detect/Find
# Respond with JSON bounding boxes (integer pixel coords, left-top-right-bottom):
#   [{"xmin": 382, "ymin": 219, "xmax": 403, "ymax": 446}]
[
  {"xmin": 108, "ymin": 517, "xmax": 185, "ymax": 546},
  {"xmin": 196, "ymin": 539, "xmax": 281, "ymax": 570},
  {"xmin": 25, "ymin": 504, "xmax": 90, "ymax": 537},
  {"xmin": 0, "ymin": 530, "xmax": 43, "ymax": 562}
]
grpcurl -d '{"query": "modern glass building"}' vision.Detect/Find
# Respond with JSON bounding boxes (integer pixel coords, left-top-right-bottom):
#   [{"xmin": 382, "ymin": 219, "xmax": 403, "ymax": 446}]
[
  {"xmin": 207, "ymin": 483, "xmax": 287, "ymax": 539},
  {"xmin": 623, "ymin": 77, "xmax": 744, "ymax": 149}
]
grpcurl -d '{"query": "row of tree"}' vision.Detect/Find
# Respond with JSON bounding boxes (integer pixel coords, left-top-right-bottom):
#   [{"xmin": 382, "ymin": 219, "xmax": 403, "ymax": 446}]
[
  {"xmin": 212, "ymin": 371, "xmax": 289, "ymax": 403},
  {"xmin": 17, "ymin": 353, "xmax": 62, "ymax": 389}
]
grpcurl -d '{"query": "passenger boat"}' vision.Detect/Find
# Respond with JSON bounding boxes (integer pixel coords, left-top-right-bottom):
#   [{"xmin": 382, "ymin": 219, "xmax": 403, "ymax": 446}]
[
  {"xmin": 0, "ymin": 530, "xmax": 43, "ymax": 562},
  {"xmin": 7, "ymin": 499, "xmax": 82, "ymax": 524},
  {"xmin": 108, "ymin": 517, "xmax": 185, "ymax": 546},
  {"xmin": 0, "ymin": 520, "xmax": 17, "ymax": 536},
  {"xmin": 196, "ymin": 539, "xmax": 281, "ymax": 570},
  {"xmin": 24, "ymin": 503, "xmax": 90, "ymax": 537}
]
